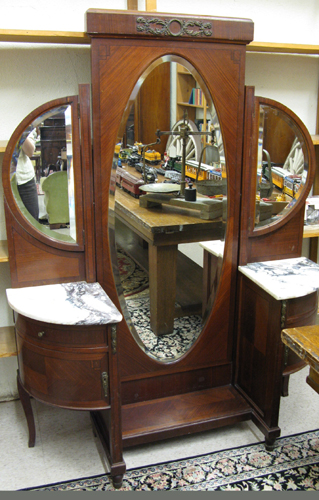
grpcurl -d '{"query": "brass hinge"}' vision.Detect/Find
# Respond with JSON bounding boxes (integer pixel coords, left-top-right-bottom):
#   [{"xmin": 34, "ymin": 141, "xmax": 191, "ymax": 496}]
[
  {"xmin": 111, "ymin": 325, "xmax": 117, "ymax": 354},
  {"xmin": 101, "ymin": 371, "xmax": 108, "ymax": 399},
  {"xmin": 280, "ymin": 300, "xmax": 287, "ymax": 329}
]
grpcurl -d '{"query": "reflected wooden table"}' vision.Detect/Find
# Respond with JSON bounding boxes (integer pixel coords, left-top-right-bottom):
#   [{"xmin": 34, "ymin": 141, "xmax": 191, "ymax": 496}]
[
  {"xmin": 112, "ymin": 188, "xmax": 225, "ymax": 335},
  {"xmin": 303, "ymin": 224, "xmax": 319, "ymax": 263},
  {"xmin": 281, "ymin": 325, "xmax": 319, "ymax": 395}
]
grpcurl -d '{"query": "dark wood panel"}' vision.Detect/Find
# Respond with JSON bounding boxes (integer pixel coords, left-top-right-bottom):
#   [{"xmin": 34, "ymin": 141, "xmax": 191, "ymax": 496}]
[
  {"xmin": 79, "ymin": 83, "xmax": 97, "ymax": 283},
  {"xmin": 235, "ymin": 276, "xmax": 284, "ymax": 435},
  {"xmin": 86, "ymin": 9, "xmax": 254, "ymax": 43},
  {"xmin": 285, "ymin": 292, "xmax": 318, "ymax": 326},
  {"xmin": 135, "ymin": 62, "xmax": 170, "ymax": 157},
  {"xmin": 262, "ymin": 109, "xmax": 295, "ymax": 165},
  {"xmin": 121, "ymin": 385, "xmax": 252, "ymax": 447},
  {"xmin": 9, "ymin": 224, "xmax": 86, "ymax": 287},
  {"xmin": 121, "ymin": 364, "xmax": 232, "ymax": 405},
  {"xmin": 247, "ymin": 210, "xmax": 305, "ymax": 263}
]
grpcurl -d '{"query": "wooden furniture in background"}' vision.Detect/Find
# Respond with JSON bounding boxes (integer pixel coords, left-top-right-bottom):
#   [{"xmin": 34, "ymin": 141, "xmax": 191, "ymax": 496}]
[
  {"xmin": 176, "ymin": 64, "xmax": 208, "ymax": 124},
  {"xmin": 135, "ymin": 62, "xmax": 170, "ymax": 157},
  {"xmin": 39, "ymin": 112, "xmax": 66, "ymax": 172},
  {"xmin": 282, "ymin": 325, "xmax": 319, "ymax": 395}
]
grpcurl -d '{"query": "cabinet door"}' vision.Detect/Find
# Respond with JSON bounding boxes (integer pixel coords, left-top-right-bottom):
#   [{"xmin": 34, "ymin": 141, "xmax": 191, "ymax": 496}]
[
  {"xmin": 16, "ymin": 333, "xmax": 109, "ymax": 410},
  {"xmin": 2, "ymin": 84, "xmax": 96, "ymax": 287}
]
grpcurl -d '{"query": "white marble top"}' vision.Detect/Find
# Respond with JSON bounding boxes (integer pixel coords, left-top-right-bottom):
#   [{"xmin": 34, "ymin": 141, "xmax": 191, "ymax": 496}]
[
  {"xmin": 199, "ymin": 240, "xmax": 225, "ymax": 258},
  {"xmin": 6, "ymin": 281, "xmax": 123, "ymax": 326},
  {"xmin": 239, "ymin": 257, "xmax": 319, "ymax": 301}
]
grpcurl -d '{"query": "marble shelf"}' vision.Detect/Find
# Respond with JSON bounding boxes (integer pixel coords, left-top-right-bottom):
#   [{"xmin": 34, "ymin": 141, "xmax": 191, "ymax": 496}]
[
  {"xmin": 238, "ymin": 257, "xmax": 319, "ymax": 301},
  {"xmin": 6, "ymin": 281, "xmax": 122, "ymax": 326},
  {"xmin": 199, "ymin": 239, "xmax": 225, "ymax": 258}
]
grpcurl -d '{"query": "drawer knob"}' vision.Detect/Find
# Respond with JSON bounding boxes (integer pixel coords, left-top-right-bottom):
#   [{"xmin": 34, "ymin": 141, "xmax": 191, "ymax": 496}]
[{"xmin": 38, "ymin": 331, "xmax": 45, "ymax": 338}]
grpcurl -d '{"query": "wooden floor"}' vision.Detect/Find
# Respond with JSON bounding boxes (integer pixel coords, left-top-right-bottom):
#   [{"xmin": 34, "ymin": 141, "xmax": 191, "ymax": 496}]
[{"xmin": 115, "ymin": 218, "xmax": 203, "ymax": 315}]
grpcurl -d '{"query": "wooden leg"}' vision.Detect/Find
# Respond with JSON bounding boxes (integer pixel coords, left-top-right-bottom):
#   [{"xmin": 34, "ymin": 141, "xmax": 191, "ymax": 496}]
[
  {"xmin": 90, "ymin": 411, "xmax": 126, "ymax": 489},
  {"xmin": 148, "ymin": 244, "xmax": 177, "ymax": 335},
  {"xmin": 265, "ymin": 437, "xmax": 276, "ymax": 451},
  {"xmin": 112, "ymin": 475, "xmax": 124, "ymax": 489},
  {"xmin": 17, "ymin": 372, "xmax": 36, "ymax": 448},
  {"xmin": 90, "ymin": 324, "xmax": 126, "ymax": 489},
  {"xmin": 281, "ymin": 374, "xmax": 290, "ymax": 397}
]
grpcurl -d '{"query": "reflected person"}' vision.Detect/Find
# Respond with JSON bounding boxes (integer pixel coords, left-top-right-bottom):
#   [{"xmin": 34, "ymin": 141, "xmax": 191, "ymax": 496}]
[{"xmin": 15, "ymin": 126, "xmax": 39, "ymax": 220}]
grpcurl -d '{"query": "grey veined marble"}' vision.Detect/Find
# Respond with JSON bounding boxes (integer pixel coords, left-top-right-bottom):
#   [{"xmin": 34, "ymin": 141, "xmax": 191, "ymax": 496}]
[
  {"xmin": 239, "ymin": 257, "xmax": 319, "ymax": 300},
  {"xmin": 6, "ymin": 281, "xmax": 122, "ymax": 326}
]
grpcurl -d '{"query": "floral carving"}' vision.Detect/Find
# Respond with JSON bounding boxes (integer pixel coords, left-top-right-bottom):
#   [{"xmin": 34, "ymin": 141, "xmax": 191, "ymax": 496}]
[{"xmin": 136, "ymin": 17, "xmax": 212, "ymax": 38}]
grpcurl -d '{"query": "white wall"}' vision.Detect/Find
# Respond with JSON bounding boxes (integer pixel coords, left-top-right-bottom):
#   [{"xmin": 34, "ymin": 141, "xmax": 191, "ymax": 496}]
[
  {"xmin": 1, "ymin": 0, "xmax": 318, "ymax": 45},
  {"xmin": 0, "ymin": 0, "xmax": 318, "ymax": 136},
  {"xmin": 158, "ymin": 0, "xmax": 319, "ymax": 45}
]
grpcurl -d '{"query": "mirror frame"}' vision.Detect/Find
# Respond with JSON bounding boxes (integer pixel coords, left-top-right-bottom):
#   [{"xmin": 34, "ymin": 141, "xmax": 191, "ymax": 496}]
[
  {"xmin": 110, "ymin": 56, "xmax": 227, "ymax": 362},
  {"xmin": 2, "ymin": 96, "xmax": 84, "ymax": 251},
  {"xmin": 239, "ymin": 87, "xmax": 316, "ymax": 267},
  {"xmin": 250, "ymin": 95, "xmax": 315, "ymax": 237}
]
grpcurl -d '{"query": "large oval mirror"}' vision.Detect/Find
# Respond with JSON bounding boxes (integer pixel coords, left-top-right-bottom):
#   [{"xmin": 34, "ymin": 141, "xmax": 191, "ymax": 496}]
[
  {"xmin": 255, "ymin": 103, "xmax": 309, "ymax": 227},
  {"xmin": 9, "ymin": 105, "xmax": 77, "ymax": 243},
  {"xmin": 108, "ymin": 57, "xmax": 227, "ymax": 362}
]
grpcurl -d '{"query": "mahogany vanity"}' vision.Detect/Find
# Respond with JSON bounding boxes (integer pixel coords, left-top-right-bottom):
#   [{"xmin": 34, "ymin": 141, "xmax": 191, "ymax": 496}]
[{"xmin": 2, "ymin": 9, "xmax": 318, "ymax": 489}]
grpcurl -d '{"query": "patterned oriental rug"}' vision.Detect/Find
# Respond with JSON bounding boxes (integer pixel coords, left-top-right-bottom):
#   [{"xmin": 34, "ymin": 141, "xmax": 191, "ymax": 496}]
[
  {"xmin": 116, "ymin": 246, "xmax": 149, "ymax": 297},
  {"xmin": 24, "ymin": 430, "xmax": 319, "ymax": 491}
]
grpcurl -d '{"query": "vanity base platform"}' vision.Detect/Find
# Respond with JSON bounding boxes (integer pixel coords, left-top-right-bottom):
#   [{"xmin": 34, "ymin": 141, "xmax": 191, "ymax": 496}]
[{"xmin": 92, "ymin": 385, "xmax": 279, "ymax": 450}]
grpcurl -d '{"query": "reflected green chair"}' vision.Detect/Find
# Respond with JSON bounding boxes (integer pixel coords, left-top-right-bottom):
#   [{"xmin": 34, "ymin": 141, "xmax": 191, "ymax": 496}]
[
  {"xmin": 10, "ymin": 173, "xmax": 74, "ymax": 243},
  {"xmin": 41, "ymin": 171, "xmax": 69, "ymax": 228}
]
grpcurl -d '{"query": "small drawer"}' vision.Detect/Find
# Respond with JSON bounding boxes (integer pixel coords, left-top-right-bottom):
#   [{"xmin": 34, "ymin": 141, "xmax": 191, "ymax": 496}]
[{"xmin": 15, "ymin": 314, "xmax": 108, "ymax": 348}]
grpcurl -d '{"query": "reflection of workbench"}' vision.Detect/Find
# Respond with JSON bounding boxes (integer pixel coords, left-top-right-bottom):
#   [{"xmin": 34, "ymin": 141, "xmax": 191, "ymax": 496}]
[
  {"xmin": 281, "ymin": 325, "xmax": 319, "ymax": 395},
  {"xmin": 113, "ymin": 188, "xmax": 225, "ymax": 335}
]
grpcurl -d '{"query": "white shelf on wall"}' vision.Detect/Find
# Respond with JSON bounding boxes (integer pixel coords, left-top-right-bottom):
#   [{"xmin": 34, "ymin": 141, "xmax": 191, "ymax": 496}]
[
  {"xmin": 0, "ymin": 241, "xmax": 9, "ymax": 263},
  {"xmin": 0, "ymin": 29, "xmax": 90, "ymax": 45},
  {"xmin": 0, "ymin": 326, "xmax": 16, "ymax": 358},
  {"xmin": 248, "ymin": 41, "xmax": 319, "ymax": 55},
  {"xmin": 0, "ymin": 141, "xmax": 8, "ymax": 153},
  {"xmin": 0, "ymin": 242, "xmax": 14, "ymax": 358},
  {"xmin": 0, "ymin": 29, "xmax": 319, "ymax": 55}
]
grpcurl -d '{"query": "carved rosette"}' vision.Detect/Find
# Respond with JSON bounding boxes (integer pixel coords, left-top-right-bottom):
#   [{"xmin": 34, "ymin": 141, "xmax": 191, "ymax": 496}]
[{"xmin": 136, "ymin": 17, "xmax": 212, "ymax": 38}]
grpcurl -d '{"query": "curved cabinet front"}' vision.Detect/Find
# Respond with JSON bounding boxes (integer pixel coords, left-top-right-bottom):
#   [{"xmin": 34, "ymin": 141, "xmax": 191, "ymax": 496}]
[{"xmin": 16, "ymin": 314, "xmax": 110, "ymax": 410}]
